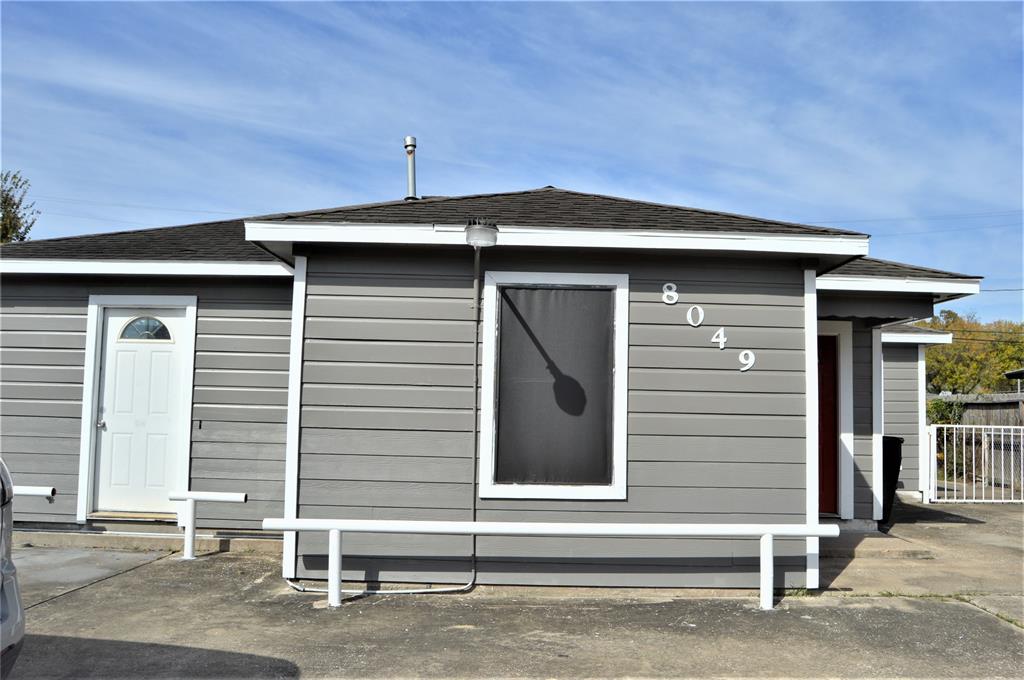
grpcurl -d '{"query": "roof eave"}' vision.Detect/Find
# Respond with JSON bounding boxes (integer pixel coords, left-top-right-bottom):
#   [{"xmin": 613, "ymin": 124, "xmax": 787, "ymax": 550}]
[
  {"xmin": 244, "ymin": 220, "xmax": 870, "ymax": 259},
  {"xmin": 816, "ymin": 274, "xmax": 981, "ymax": 302},
  {"xmin": 881, "ymin": 330, "xmax": 954, "ymax": 345},
  {"xmin": 0, "ymin": 258, "xmax": 294, "ymax": 277}
]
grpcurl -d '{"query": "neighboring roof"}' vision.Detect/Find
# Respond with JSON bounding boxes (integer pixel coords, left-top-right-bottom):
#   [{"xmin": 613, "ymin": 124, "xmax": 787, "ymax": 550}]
[
  {"xmin": 884, "ymin": 323, "xmax": 950, "ymax": 335},
  {"xmin": 255, "ymin": 187, "xmax": 868, "ymax": 237},
  {"xmin": 0, "ymin": 219, "xmax": 276, "ymax": 262},
  {"xmin": 1005, "ymin": 368, "xmax": 1024, "ymax": 380},
  {"xmin": 826, "ymin": 257, "xmax": 979, "ymax": 280}
]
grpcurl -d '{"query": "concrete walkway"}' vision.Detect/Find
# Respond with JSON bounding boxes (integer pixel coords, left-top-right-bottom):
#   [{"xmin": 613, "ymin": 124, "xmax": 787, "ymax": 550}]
[
  {"xmin": 10, "ymin": 500, "xmax": 1023, "ymax": 678},
  {"xmin": 13, "ymin": 552, "xmax": 1024, "ymax": 679},
  {"xmin": 821, "ymin": 498, "xmax": 1023, "ymax": 624},
  {"xmin": 13, "ymin": 546, "xmax": 168, "ymax": 608}
]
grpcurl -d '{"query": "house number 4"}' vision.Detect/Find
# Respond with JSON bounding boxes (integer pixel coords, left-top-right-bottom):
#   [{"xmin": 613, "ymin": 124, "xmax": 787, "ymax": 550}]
[{"xmin": 662, "ymin": 283, "xmax": 757, "ymax": 372}]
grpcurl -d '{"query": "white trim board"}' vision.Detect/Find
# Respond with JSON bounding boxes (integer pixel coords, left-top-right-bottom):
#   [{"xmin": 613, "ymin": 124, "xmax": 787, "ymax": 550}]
[
  {"xmin": 0, "ymin": 259, "xmax": 293, "ymax": 277},
  {"xmin": 817, "ymin": 276, "xmax": 980, "ymax": 296},
  {"xmin": 917, "ymin": 345, "xmax": 929, "ymax": 496},
  {"xmin": 281, "ymin": 256, "xmax": 308, "ymax": 579},
  {"xmin": 871, "ymin": 328, "xmax": 884, "ymax": 520},
  {"xmin": 818, "ymin": 320, "xmax": 855, "ymax": 520},
  {"xmin": 76, "ymin": 295, "xmax": 198, "ymax": 523},
  {"xmin": 803, "ymin": 270, "xmax": 820, "ymax": 590},
  {"xmin": 477, "ymin": 271, "xmax": 630, "ymax": 500},
  {"xmin": 245, "ymin": 221, "xmax": 870, "ymax": 256},
  {"xmin": 881, "ymin": 331, "xmax": 952, "ymax": 345}
]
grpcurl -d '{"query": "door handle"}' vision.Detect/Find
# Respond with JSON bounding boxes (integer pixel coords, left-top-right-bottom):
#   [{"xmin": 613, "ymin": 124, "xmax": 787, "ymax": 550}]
[{"xmin": 96, "ymin": 420, "xmax": 106, "ymax": 429}]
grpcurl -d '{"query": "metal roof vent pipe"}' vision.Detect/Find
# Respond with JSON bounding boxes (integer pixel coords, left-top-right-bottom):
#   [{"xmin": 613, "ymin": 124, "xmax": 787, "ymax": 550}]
[{"xmin": 404, "ymin": 136, "xmax": 417, "ymax": 200}]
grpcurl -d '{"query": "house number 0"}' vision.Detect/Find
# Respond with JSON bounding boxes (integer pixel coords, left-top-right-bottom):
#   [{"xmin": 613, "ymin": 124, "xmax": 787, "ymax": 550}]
[{"xmin": 662, "ymin": 283, "xmax": 757, "ymax": 372}]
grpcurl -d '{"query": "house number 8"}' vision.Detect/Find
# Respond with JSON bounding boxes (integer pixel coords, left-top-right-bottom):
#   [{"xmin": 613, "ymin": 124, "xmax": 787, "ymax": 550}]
[{"xmin": 661, "ymin": 283, "xmax": 679, "ymax": 305}]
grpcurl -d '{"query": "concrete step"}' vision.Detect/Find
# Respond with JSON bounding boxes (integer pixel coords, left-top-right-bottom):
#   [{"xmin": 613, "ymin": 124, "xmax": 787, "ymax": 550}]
[
  {"xmin": 14, "ymin": 530, "xmax": 281, "ymax": 555},
  {"xmin": 821, "ymin": 534, "xmax": 935, "ymax": 559}
]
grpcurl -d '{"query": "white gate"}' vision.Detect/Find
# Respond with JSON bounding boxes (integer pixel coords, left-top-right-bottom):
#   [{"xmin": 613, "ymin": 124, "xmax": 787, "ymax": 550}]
[{"xmin": 929, "ymin": 425, "xmax": 1024, "ymax": 503}]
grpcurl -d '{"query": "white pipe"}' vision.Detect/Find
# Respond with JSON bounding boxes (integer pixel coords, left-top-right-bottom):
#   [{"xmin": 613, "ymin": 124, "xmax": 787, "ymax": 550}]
[
  {"xmin": 760, "ymin": 534, "xmax": 774, "ymax": 611},
  {"xmin": 182, "ymin": 498, "xmax": 197, "ymax": 560},
  {"xmin": 13, "ymin": 486, "xmax": 57, "ymax": 503},
  {"xmin": 171, "ymin": 490, "xmax": 248, "ymax": 560},
  {"xmin": 262, "ymin": 519, "xmax": 840, "ymax": 538},
  {"xmin": 266, "ymin": 519, "xmax": 837, "ymax": 611},
  {"xmin": 328, "ymin": 529, "xmax": 342, "ymax": 607}
]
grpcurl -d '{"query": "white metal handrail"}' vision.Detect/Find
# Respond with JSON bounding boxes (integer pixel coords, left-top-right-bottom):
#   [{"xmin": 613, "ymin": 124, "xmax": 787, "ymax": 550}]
[
  {"xmin": 929, "ymin": 425, "xmax": 1023, "ymax": 503},
  {"xmin": 170, "ymin": 491, "xmax": 247, "ymax": 559},
  {"xmin": 13, "ymin": 486, "xmax": 57, "ymax": 503},
  {"xmin": 262, "ymin": 518, "xmax": 840, "ymax": 610}
]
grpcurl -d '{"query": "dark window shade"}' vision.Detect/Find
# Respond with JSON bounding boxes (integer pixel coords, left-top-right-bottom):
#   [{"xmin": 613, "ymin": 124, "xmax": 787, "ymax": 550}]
[{"xmin": 494, "ymin": 286, "xmax": 614, "ymax": 485}]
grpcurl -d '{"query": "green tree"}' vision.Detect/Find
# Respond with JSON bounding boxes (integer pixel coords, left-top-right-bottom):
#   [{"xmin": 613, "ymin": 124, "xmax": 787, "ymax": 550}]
[
  {"xmin": 1, "ymin": 170, "xmax": 39, "ymax": 243},
  {"xmin": 920, "ymin": 310, "xmax": 1024, "ymax": 394}
]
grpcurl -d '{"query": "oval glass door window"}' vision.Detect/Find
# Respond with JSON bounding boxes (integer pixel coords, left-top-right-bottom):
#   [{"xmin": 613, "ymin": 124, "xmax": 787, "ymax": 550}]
[{"xmin": 119, "ymin": 316, "xmax": 172, "ymax": 341}]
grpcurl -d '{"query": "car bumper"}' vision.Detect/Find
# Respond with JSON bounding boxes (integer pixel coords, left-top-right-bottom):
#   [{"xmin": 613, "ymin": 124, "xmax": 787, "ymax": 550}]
[{"xmin": 1, "ymin": 638, "xmax": 23, "ymax": 678}]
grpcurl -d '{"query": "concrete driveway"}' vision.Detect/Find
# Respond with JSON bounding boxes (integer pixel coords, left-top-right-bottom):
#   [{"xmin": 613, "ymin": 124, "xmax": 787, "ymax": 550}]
[{"xmin": 9, "ymin": 500, "xmax": 1023, "ymax": 679}]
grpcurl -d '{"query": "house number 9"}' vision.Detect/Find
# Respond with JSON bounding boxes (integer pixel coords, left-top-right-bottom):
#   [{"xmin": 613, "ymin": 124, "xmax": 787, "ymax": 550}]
[{"xmin": 739, "ymin": 350, "xmax": 756, "ymax": 371}]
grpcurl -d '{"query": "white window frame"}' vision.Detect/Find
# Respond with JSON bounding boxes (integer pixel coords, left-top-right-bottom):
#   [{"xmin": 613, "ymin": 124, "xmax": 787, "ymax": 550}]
[
  {"xmin": 478, "ymin": 271, "xmax": 629, "ymax": 500},
  {"xmin": 76, "ymin": 295, "xmax": 198, "ymax": 523}
]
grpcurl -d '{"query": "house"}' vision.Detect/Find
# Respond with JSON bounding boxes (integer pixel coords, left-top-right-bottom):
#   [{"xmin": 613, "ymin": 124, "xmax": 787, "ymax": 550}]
[{"xmin": 0, "ymin": 186, "xmax": 981, "ymax": 589}]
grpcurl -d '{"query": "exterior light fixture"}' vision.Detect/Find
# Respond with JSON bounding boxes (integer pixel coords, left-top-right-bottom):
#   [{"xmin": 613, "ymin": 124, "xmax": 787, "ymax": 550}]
[{"xmin": 465, "ymin": 218, "xmax": 498, "ymax": 248}]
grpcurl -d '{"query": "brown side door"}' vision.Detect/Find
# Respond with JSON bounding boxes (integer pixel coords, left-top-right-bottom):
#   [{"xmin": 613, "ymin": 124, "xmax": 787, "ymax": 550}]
[{"xmin": 818, "ymin": 335, "xmax": 839, "ymax": 514}]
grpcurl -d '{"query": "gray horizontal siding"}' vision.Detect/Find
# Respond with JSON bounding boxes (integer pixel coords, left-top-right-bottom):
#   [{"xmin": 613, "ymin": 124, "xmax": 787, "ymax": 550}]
[
  {"xmin": 883, "ymin": 344, "xmax": 920, "ymax": 492},
  {"xmin": 296, "ymin": 248, "xmax": 808, "ymax": 587},
  {"xmin": 852, "ymin": 323, "xmax": 875, "ymax": 518},
  {"xmin": 0, "ymin": 275, "xmax": 291, "ymax": 529}
]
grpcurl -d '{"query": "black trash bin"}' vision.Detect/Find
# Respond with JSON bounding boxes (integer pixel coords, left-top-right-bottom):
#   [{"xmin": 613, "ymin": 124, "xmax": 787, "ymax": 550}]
[{"xmin": 881, "ymin": 435, "xmax": 904, "ymax": 525}]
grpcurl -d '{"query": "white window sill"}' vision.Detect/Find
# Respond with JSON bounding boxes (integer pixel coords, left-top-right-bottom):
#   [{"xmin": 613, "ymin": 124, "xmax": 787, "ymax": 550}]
[{"xmin": 480, "ymin": 482, "xmax": 626, "ymax": 501}]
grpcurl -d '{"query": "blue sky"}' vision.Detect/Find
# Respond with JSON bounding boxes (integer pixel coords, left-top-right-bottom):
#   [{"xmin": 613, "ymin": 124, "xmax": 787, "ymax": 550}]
[{"xmin": 2, "ymin": 2, "xmax": 1021, "ymax": 321}]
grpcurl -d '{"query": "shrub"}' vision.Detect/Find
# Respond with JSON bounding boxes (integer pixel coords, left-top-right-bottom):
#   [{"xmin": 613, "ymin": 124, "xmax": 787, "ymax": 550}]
[{"xmin": 927, "ymin": 399, "xmax": 964, "ymax": 425}]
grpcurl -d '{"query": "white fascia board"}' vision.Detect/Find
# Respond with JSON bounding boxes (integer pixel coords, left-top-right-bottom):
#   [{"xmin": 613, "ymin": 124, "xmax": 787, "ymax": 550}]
[
  {"xmin": 244, "ymin": 221, "xmax": 869, "ymax": 256},
  {"xmin": 0, "ymin": 259, "xmax": 294, "ymax": 277},
  {"xmin": 881, "ymin": 331, "xmax": 953, "ymax": 345},
  {"xmin": 817, "ymin": 276, "xmax": 980, "ymax": 296}
]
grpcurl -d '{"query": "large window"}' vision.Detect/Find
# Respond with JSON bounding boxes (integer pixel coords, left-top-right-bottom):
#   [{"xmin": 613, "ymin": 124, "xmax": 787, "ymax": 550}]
[{"xmin": 478, "ymin": 272, "xmax": 629, "ymax": 499}]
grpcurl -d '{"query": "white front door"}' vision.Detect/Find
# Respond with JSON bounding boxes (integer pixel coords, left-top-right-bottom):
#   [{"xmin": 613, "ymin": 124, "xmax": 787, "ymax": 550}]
[{"xmin": 94, "ymin": 307, "xmax": 189, "ymax": 513}]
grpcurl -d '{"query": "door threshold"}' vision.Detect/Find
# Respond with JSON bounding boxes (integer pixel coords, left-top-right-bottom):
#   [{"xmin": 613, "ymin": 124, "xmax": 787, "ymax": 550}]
[{"xmin": 88, "ymin": 511, "xmax": 177, "ymax": 522}]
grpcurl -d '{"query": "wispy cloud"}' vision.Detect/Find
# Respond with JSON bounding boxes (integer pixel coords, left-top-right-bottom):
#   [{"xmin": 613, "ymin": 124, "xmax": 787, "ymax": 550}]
[{"xmin": 2, "ymin": 1, "xmax": 1020, "ymax": 319}]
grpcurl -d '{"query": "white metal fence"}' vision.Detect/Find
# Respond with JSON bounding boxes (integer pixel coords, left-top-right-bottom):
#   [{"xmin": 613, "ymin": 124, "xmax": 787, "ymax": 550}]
[{"xmin": 929, "ymin": 425, "xmax": 1024, "ymax": 503}]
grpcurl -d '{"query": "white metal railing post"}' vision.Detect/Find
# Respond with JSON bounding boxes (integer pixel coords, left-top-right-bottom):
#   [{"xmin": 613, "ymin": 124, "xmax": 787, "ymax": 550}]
[
  {"xmin": 927, "ymin": 424, "xmax": 938, "ymax": 503},
  {"xmin": 169, "ymin": 491, "xmax": 248, "ymax": 560},
  {"xmin": 759, "ymin": 534, "xmax": 774, "ymax": 611},
  {"xmin": 13, "ymin": 486, "xmax": 57, "ymax": 503},
  {"xmin": 182, "ymin": 498, "xmax": 197, "ymax": 560},
  {"xmin": 328, "ymin": 529, "xmax": 342, "ymax": 608}
]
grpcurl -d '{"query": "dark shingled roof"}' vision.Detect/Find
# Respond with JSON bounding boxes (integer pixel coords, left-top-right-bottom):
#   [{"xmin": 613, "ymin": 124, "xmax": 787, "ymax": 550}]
[
  {"xmin": 828, "ymin": 257, "xmax": 980, "ymax": 280},
  {"xmin": 257, "ymin": 186, "xmax": 867, "ymax": 236},
  {"xmin": 0, "ymin": 219, "xmax": 277, "ymax": 261},
  {"xmin": 0, "ymin": 186, "xmax": 871, "ymax": 262},
  {"xmin": 883, "ymin": 323, "xmax": 952, "ymax": 335}
]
